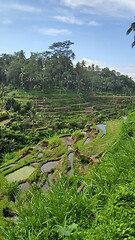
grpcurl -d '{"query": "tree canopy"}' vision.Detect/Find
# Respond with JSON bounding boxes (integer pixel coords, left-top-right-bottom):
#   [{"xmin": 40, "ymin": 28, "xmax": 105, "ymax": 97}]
[{"xmin": 0, "ymin": 40, "xmax": 135, "ymax": 95}]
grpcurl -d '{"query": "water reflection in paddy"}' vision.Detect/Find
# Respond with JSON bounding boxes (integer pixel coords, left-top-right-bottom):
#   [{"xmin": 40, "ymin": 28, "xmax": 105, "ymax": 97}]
[
  {"xmin": 68, "ymin": 146, "xmax": 72, "ymax": 150},
  {"xmin": 41, "ymin": 161, "xmax": 58, "ymax": 172},
  {"xmin": 31, "ymin": 162, "xmax": 38, "ymax": 167},
  {"xmin": 97, "ymin": 124, "xmax": 106, "ymax": 134},
  {"xmin": 37, "ymin": 146, "xmax": 43, "ymax": 150},
  {"xmin": 84, "ymin": 165, "xmax": 88, "ymax": 171},
  {"xmin": 8, "ymin": 163, "xmax": 17, "ymax": 167},
  {"xmin": 20, "ymin": 181, "xmax": 30, "ymax": 193},
  {"xmin": 38, "ymin": 153, "xmax": 44, "ymax": 157},
  {"xmin": 42, "ymin": 173, "xmax": 52, "ymax": 191},
  {"xmin": 68, "ymin": 152, "xmax": 74, "ymax": 176},
  {"xmin": 68, "ymin": 168, "xmax": 74, "ymax": 176},
  {"xmin": 91, "ymin": 154, "xmax": 98, "ymax": 158},
  {"xmin": 81, "ymin": 131, "xmax": 86, "ymax": 134},
  {"xmin": 61, "ymin": 136, "xmax": 73, "ymax": 148},
  {"xmin": 68, "ymin": 153, "xmax": 74, "ymax": 168},
  {"xmin": 83, "ymin": 138, "xmax": 91, "ymax": 145},
  {"xmin": 67, "ymin": 136, "xmax": 73, "ymax": 141}
]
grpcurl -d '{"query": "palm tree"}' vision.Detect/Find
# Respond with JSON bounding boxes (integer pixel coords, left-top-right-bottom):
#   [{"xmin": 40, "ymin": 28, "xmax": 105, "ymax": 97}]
[
  {"xmin": 127, "ymin": 22, "xmax": 135, "ymax": 48},
  {"xmin": 27, "ymin": 108, "xmax": 38, "ymax": 129}
]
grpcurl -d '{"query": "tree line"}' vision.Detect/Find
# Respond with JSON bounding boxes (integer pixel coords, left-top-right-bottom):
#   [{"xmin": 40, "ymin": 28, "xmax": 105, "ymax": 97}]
[{"xmin": 0, "ymin": 40, "xmax": 135, "ymax": 95}]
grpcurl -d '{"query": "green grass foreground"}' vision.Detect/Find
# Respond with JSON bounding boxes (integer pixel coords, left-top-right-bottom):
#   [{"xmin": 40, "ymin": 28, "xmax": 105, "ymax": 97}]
[{"xmin": 1, "ymin": 114, "xmax": 135, "ymax": 240}]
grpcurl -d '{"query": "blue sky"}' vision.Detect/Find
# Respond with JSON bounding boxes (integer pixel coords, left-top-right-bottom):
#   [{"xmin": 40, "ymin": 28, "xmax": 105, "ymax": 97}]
[{"xmin": 0, "ymin": 0, "xmax": 135, "ymax": 79}]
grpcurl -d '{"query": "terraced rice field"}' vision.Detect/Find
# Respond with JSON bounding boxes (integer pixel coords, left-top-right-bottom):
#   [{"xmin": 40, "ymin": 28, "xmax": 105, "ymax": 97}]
[
  {"xmin": 15, "ymin": 95, "xmax": 132, "ymax": 118},
  {"xmin": 5, "ymin": 166, "xmax": 35, "ymax": 182}
]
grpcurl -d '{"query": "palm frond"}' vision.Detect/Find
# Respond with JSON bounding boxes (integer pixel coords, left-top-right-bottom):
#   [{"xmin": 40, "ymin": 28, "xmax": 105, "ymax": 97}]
[
  {"xmin": 126, "ymin": 27, "xmax": 132, "ymax": 35},
  {"xmin": 131, "ymin": 41, "xmax": 135, "ymax": 48},
  {"xmin": 131, "ymin": 22, "xmax": 135, "ymax": 30}
]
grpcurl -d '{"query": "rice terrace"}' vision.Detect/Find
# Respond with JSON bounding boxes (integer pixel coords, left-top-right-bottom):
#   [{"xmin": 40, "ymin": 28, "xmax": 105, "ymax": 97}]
[{"xmin": 0, "ymin": 40, "xmax": 135, "ymax": 239}]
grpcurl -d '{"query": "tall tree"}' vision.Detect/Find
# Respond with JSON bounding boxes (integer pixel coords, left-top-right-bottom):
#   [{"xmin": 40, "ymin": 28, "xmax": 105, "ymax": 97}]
[
  {"xmin": 20, "ymin": 53, "xmax": 42, "ymax": 89},
  {"xmin": 48, "ymin": 40, "xmax": 75, "ymax": 88}
]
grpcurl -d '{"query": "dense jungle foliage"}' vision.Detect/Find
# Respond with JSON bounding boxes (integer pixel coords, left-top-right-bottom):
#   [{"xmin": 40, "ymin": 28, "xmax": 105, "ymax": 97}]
[{"xmin": 0, "ymin": 40, "xmax": 135, "ymax": 95}]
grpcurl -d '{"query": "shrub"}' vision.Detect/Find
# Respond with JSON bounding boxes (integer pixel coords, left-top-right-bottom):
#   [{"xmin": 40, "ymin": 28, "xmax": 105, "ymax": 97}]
[
  {"xmin": 49, "ymin": 136, "xmax": 63, "ymax": 149},
  {"xmin": 72, "ymin": 130, "xmax": 85, "ymax": 142},
  {"xmin": 53, "ymin": 121, "xmax": 65, "ymax": 130},
  {"xmin": 0, "ymin": 111, "xmax": 8, "ymax": 121},
  {"xmin": 5, "ymin": 98, "xmax": 20, "ymax": 112},
  {"xmin": 68, "ymin": 120, "xmax": 78, "ymax": 129}
]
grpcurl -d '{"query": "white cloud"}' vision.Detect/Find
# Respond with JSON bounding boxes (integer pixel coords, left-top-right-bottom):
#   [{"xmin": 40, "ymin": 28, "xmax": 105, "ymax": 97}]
[
  {"xmin": 61, "ymin": 0, "xmax": 135, "ymax": 17},
  {"xmin": 80, "ymin": 58, "xmax": 107, "ymax": 68},
  {"xmin": 79, "ymin": 58, "xmax": 135, "ymax": 81},
  {"xmin": 2, "ymin": 18, "xmax": 12, "ymax": 24},
  {"xmin": 0, "ymin": 3, "xmax": 42, "ymax": 13},
  {"xmin": 61, "ymin": 0, "xmax": 97, "ymax": 8},
  {"xmin": 127, "ymin": 64, "xmax": 135, "ymax": 70},
  {"xmin": 11, "ymin": 3, "xmax": 42, "ymax": 13},
  {"xmin": 38, "ymin": 28, "xmax": 72, "ymax": 36},
  {"xmin": 61, "ymin": 0, "xmax": 135, "ymax": 9},
  {"xmin": 88, "ymin": 21, "xmax": 100, "ymax": 26},
  {"xmin": 126, "ymin": 73, "xmax": 135, "ymax": 80},
  {"xmin": 53, "ymin": 15, "xmax": 83, "ymax": 25},
  {"xmin": 114, "ymin": 64, "xmax": 135, "ymax": 81}
]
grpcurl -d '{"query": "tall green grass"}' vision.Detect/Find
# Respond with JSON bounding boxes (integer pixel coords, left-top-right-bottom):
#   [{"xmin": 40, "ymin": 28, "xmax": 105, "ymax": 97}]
[{"xmin": 3, "ymin": 178, "xmax": 93, "ymax": 239}]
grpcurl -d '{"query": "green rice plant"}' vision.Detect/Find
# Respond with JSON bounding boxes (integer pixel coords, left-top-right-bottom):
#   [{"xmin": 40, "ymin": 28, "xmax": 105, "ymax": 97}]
[
  {"xmin": 8, "ymin": 89, "xmax": 46, "ymax": 99},
  {"xmin": 53, "ymin": 120, "xmax": 65, "ymax": 130},
  {"xmin": 1, "ymin": 181, "xmax": 20, "ymax": 202},
  {"xmin": 50, "ymin": 100, "xmax": 65, "ymax": 107},
  {"xmin": 72, "ymin": 130, "xmax": 85, "ymax": 143},
  {"xmin": 49, "ymin": 136, "xmax": 63, "ymax": 149}
]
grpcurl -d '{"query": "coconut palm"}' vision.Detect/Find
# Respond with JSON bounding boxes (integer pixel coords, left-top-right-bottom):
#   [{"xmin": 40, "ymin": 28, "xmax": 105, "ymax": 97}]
[{"xmin": 126, "ymin": 22, "xmax": 135, "ymax": 47}]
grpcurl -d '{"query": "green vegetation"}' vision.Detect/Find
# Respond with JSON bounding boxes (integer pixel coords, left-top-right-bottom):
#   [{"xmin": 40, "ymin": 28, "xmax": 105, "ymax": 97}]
[
  {"xmin": 0, "ymin": 112, "xmax": 8, "ymax": 121},
  {"xmin": 80, "ymin": 120, "xmax": 123, "ymax": 156},
  {"xmin": 1, "ymin": 181, "xmax": 20, "ymax": 202},
  {"xmin": 0, "ymin": 41, "xmax": 135, "ymax": 95},
  {"xmin": 0, "ymin": 110, "xmax": 134, "ymax": 239},
  {"xmin": 72, "ymin": 130, "xmax": 85, "ymax": 142},
  {"xmin": 0, "ymin": 41, "xmax": 135, "ymax": 239},
  {"xmin": 1, "ymin": 127, "xmax": 135, "ymax": 239}
]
